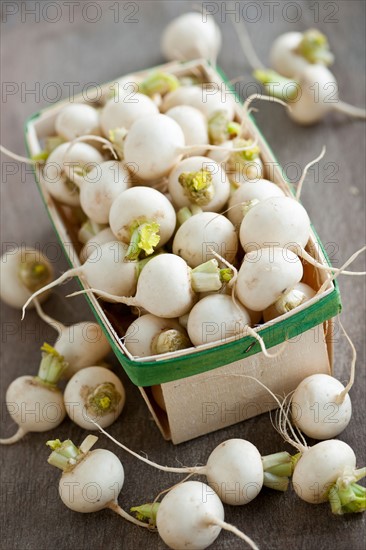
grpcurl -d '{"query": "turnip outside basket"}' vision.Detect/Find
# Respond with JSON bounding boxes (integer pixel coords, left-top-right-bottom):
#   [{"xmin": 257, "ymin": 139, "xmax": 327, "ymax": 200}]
[{"xmin": 24, "ymin": 59, "xmax": 341, "ymax": 443}]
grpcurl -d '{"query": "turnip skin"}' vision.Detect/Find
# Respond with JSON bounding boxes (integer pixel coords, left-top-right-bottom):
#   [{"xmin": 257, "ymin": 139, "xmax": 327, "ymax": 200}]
[
  {"xmin": 64, "ymin": 367, "xmax": 125, "ymax": 430},
  {"xmin": 3, "ymin": 375, "xmax": 65, "ymax": 434},
  {"xmin": 187, "ymin": 295, "xmax": 251, "ymax": 347},
  {"xmin": 79, "ymin": 228, "xmax": 115, "ymax": 263},
  {"xmin": 109, "ymin": 186, "xmax": 176, "ymax": 250},
  {"xmin": 291, "ymin": 374, "xmax": 352, "ymax": 440},
  {"xmin": 55, "ymin": 323, "xmax": 111, "ymax": 379},
  {"xmin": 0, "ymin": 247, "xmax": 53, "ymax": 309},
  {"xmin": 270, "ymin": 32, "xmax": 309, "ymax": 78},
  {"xmin": 156, "ymin": 481, "xmax": 224, "ymax": 550},
  {"xmin": 166, "ymin": 105, "xmax": 209, "ymax": 156},
  {"xmin": 124, "ymin": 314, "xmax": 187, "ymax": 357},
  {"xmin": 228, "ymin": 179, "xmax": 285, "ymax": 230},
  {"xmin": 205, "ymin": 439, "xmax": 264, "ymax": 505},
  {"xmin": 78, "ymin": 161, "xmax": 132, "ymax": 224},
  {"xmin": 123, "ymin": 114, "xmax": 185, "ymax": 180},
  {"xmin": 168, "ymin": 156, "xmax": 230, "ymax": 212},
  {"xmin": 173, "ymin": 212, "xmax": 238, "ymax": 268},
  {"xmin": 292, "ymin": 440, "xmax": 357, "ymax": 504},
  {"xmin": 161, "ymin": 12, "xmax": 222, "ymax": 64},
  {"xmin": 236, "ymin": 247, "xmax": 304, "ymax": 311},
  {"xmin": 42, "ymin": 142, "xmax": 103, "ymax": 206},
  {"xmin": 162, "ymin": 85, "xmax": 235, "ymax": 121},
  {"xmin": 59, "ymin": 448, "xmax": 125, "ymax": 513},
  {"xmin": 239, "ymin": 196, "xmax": 311, "ymax": 253},
  {"xmin": 100, "ymin": 93, "xmax": 159, "ymax": 137},
  {"xmin": 55, "ymin": 104, "xmax": 100, "ymax": 141}
]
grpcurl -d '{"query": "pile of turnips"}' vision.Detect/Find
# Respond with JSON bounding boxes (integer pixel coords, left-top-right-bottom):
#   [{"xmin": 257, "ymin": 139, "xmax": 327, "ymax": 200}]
[
  {"xmin": 230, "ymin": 20, "xmax": 366, "ymax": 125},
  {"xmin": 1, "ymin": 8, "xmax": 366, "ymax": 550}
]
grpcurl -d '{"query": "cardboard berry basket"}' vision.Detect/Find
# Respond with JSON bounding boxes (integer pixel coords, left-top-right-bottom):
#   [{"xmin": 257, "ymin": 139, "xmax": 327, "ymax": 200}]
[{"xmin": 24, "ymin": 59, "xmax": 341, "ymax": 444}]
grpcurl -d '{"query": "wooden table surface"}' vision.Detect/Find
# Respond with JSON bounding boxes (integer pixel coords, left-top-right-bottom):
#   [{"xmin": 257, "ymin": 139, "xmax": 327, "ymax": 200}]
[{"xmin": 1, "ymin": 1, "xmax": 365, "ymax": 549}]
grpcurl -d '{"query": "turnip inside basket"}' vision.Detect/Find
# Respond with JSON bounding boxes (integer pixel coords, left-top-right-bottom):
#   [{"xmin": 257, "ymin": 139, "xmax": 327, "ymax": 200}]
[{"xmin": 24, "ymin": 59, "xmax": 341, "ymax": 444}]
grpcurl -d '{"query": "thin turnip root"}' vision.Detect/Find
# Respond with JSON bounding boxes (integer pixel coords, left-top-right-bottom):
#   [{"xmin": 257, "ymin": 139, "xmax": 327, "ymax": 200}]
[
  {"xmin": 270, "ymin": 29, "xmax": 334, "ymax": 78},
  {"xmin": 67, "ymin": 255, "xmax": 233, "ymax": 319},
  {"xmin": 47, "ymin": 435, "xmax": 150, "ymax": 527},
  {"xmin": 236, "ymin": 247, "xmax": 304, "ymax": 311},
  {"xmin": 173, "ymin": 211, "xmax": 238, "ymax": 268},
  {"xmin": 64, "ymin": 366, "xmax": 125, "ymax": 429},
  {"xmin": 79, "ymin": 227, "xmax": 115, "ymax": 263},
  {"xmin": 0, "ymin": 343, "xmax": 67, "ymax": 444},
  {"xmin": 161, "ymin": 12, "xmax": 222, "ymax": 64},
  {"xmin": 166, "ymin": 105, "xmax": 209, "ymax": 155},
  {"xmin": 100, "ymin": 92, "xmax": 159, "ymax": 137},
  {"xmin": 124, "ymin": 314, "xmax": 190, "ymax": 357},
  {"xmin": 76, "ymin": 161, "xmax": 132, "ymax": 224},
  {"xmin": 235, "ymin": 375, "xmax": 366, "ymax": 514},
  {"xmin": 22, "ymin": 241, "xmax": 138, "ymax": 317},
  {"xmin": 263, "ymin": 282, "xmax": 316, "ymax": 322},
  {"xmin": 93, "ymin": 424, "xmax": 293, "ymax": 506},
  {"xmin": 41, "ymin": 141, "xmax": 103, "ymax": 206},
  {"xmin": 161, "ymin": 85, "xmax": 235, "ymax": 121},
  {"xmin": 168, "ymin": 156, "xmax": 230, "ymax": 212},
  {"xmin": 55, "ymin": 104, "xmax": 100, "ymax": 141},
  {"xmin": 228, "ymin": 179, "xmax": 285, "ymax": 230},
  {"xmin": 109, "ymin": 187, "xmax": 176, "ymax": 260},
  {"xmin": 0, "ymin": 246, "xmax": 53, "ymax": 309},
  {"xmin": 35, "ymin": 300, "xmax": 111, "ymax": 379}
]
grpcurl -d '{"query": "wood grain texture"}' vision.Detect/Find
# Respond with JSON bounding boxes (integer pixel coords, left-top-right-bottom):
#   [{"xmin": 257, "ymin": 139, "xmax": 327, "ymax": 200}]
[{"xmin": 0, "ymin": 1, "xmax": 365, "ymax": 549}]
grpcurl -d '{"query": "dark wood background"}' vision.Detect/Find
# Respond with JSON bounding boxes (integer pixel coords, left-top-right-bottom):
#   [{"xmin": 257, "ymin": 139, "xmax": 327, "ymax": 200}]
[{"xmin": 1, "ymin": 1, "xmax": 365, "ymax": 549}]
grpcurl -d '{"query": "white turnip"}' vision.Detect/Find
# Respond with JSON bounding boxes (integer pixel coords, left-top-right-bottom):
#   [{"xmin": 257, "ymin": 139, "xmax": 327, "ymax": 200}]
[{"xmin": 55, "ymin": 103, "xmax": 100, "ymax": 141}]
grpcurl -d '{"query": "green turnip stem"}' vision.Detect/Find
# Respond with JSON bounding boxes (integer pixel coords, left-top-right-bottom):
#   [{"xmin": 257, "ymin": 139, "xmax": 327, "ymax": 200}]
[
  {"xmin": 79, "ymin": 434, "xmax": 99, "ymax": 453},
  {"xmin": 177, "ymin": 205, "xmax": 203, "ymax": 225},
  {"xmin": 179, "ymin": 169, "xmax": 214, "ymax": 206},
  {"xmin": 208, "ymin": 110, "xmax": 241, "ymax": 144},
  {"xmin": 191, "ymin": 259, "xmax": 231, "ymax": 293},
  {"xmin": 22, "ymin": 267, "xmax": 81, "ymax": 319},
  {"xmin": 333, "ymin": 101, "xmax": 366, "ymax": 119},
  {"xmin": 262, "ymin": 451, "xmax": 294, "ymax": 492},
  {"xmin": 229, "ymin": 138, "xmax": 260, "ymax": 166},
  {"xmin": 253, "ymin": 70, "xmax": 299, "ymax": 101},
  {"xmin": 47, "ymin": 438, "xmax": 82, "ymax": 471},
  {"xmin": 329, "ymin": 468, "xmax": 366, "ymax": 515},
  {"xmin": 0, "ymin": 427, "xmax": 27, "ymax": 445},
  {"xmin": 109, "ymin": 128, "xmax": 128, "ymax": 160},
  {"xmin": 37, "ymin": 343, "xmax": 68, "ymax": 385},
  {"xmin": 33, "ymin": 299, "xmax": 65, "ymax": 336},
  {"xmin": 296, "ymin": 29, "xmax": 334, "ymax": 65},
  {"xmin": 87, "ymin": 382, "xmax": 122, "ymax": 414},
  {"xmin": 107, "ymin": 501, "xmax": 153, "ymax": 529},
  {"xmin": 126, "ymin": 222, "xmax": 161, "ymax": 261},
  {"xmin": 130, "ymin": 503, "xmax": 160, "ymax": 525},
  {"xmin": 151, "ymin": 329, "xmax": 191, "ymax": 355},
  {"xmin": 18, "ymin": 260, "xmax": 53, "ymax": 292},
  {"xmin": 209, "ymin": 516, "xmax": 259, "ymax": 550},
  {"xmin": 139, "ymin": 71, "xmax": 180, "ymax": 96},
  {"xmin": 241, "ymin": 199, "xmax": 260, "ymax": 218},
  {"xmin": 295, "ymin": 146, "xmax": 326, "ymax": 200},
  {"xmin": 0, "ymin": 144, "xmax": 40, "ymax": 165}
]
